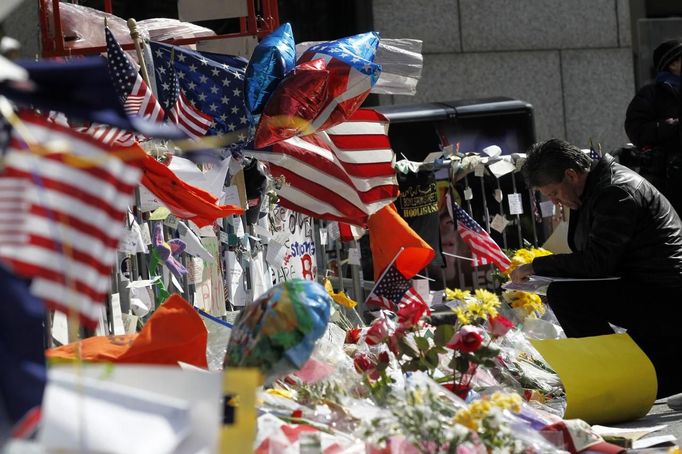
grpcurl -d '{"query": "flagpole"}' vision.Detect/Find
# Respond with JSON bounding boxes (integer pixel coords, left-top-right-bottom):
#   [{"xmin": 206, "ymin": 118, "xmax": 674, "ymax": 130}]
[{"xmin": 127, "ymin": 18, "xmax": 151, "ymax": 86}]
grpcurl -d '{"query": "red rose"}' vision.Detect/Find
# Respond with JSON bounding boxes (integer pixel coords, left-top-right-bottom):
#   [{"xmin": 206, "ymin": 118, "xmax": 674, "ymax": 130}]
[
  {"xmin": 345, "ymin": 328, "xmax": 362, "ymax": 344},
  {"xmin": 488, "ymin": 314, "xmax": 514, "ymax": 337},
  {"xmin": 377, "ymin": 351, "xmax": 390, "ymax": 364},
  {"xmin": 365, "ymin": 318, "xmax": 389, "ymax": 345},
  {"xmin": 447, "ymin": 325, "xmax": 484, "ymax": 353},
  {"xmin": 442, "ymin": 382, "xmax": 471, "ymax": 400},
  {"xmin": 353, "ymin": 352, "xmax": 374, "ymax": 373},
  {"xmin": 397, "ymin": 298, "xmax": 430, "ymax": 330},
  {"xmin": 353, "ymin": 352, "xmax": 380, "ymax": 380}
]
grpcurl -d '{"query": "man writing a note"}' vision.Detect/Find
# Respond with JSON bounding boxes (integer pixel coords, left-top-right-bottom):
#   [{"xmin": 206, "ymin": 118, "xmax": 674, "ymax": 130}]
[{"xmin": 511, "ymin": 139, "xmax": 682, "ymax": 399}]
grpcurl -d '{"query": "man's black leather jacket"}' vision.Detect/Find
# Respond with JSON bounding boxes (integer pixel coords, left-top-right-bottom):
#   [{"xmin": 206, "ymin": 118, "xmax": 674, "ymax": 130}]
[{"xmin": 533, "ymin": 155, "xmax": 682, "ymax": 287}]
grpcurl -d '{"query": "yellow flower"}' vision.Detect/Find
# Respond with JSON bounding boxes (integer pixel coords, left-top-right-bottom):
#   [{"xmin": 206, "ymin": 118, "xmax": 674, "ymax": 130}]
[
  {"xmin": 454, "ymin": 408, "xmax": 479, "ymax": 431},
  {"xmin": 490, "ymin": 392, "xmax": 522, "ymax": 413},
  {"xmin": 446, "ymin": 288, "xmax": 471, "ymax": 302},
  {"xmin": 453, "ymin": 306, "xmax": 471, "ymax": 325},
  {"xmin": 505, "ymin": 247, "xmax": 553, "ymax": 275},
  {"xmin": 447, "ymin": 288, "xmax": 500, "ymax": 324},
  {"xmin": 504, "ymin": 290, "xmax": 545, "ymax": 318},
  {"xmin": 323, "ymin": 278, "xmax": 358, "ymax": 309}
]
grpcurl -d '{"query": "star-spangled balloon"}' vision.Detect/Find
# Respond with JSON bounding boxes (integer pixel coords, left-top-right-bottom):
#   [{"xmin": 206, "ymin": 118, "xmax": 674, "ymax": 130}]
[
  {"xmin": 244, "ymin": 22, "xmax": 296, "ymax": 115},
  {"xmin": 253, "ymin": 58, "xmax": 330, "ymax": 148},
  {"xmin": 294, "ymin": 31, "xmax": 382, "ymax": 135}
]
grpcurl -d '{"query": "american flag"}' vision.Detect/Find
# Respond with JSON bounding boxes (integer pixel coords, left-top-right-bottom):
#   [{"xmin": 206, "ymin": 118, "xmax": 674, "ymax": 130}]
[
  {"xmin": 105, "ymin": 27, "xmax": 165, "ymax": 123},
  {"xmin": 152, "ymin": 51, "xmax": 212, "ymax": 140},
  {"xmin": 297, "ymin": 32, "xmax": 381, "ymax": 134},
  {"xmin": 250, "ymin": 109, "xmax": 398, "ymax": 226},
  {"xmin": 454, "ymin": 205, "xmax": 511, "ymax": 271},
  {"xmin": 366, "ymin": 264, "xmax": 425, "ymax": 312},
  {"xmin": 75, "ymin": 123, "xmax": 136, "ymax": 147},
  {"xmin": 0, "ymin": 113, "xmax": 144, "ymax": 328},
  {"xmin": 149, "ymin": 41, "xmax": 253, "ymax": 148}
]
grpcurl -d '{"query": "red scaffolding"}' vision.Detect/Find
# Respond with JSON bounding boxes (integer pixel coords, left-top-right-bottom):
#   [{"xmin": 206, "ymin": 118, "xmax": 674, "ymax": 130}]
[{"xmin": 38, "ymin": 0, "xmax": 280, "ymax": 57}]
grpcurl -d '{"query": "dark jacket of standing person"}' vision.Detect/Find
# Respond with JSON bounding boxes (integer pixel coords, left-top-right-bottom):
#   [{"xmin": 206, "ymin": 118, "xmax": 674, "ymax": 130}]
[{"xmin": 624, "ymin": 39, "xmax": 682, "ymax": 207}]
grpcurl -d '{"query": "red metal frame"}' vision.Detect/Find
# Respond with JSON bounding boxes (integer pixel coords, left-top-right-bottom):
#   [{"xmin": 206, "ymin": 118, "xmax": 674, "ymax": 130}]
[{"xmin": 38, "ymin": 0, "xmax": 280, "ymax": 58}]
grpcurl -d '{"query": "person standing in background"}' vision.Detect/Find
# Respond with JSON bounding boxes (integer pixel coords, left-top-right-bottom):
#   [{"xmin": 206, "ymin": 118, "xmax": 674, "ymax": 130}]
[{"xmin": 625, "ymin": 39, "xmax": 682, "ymax": 214}]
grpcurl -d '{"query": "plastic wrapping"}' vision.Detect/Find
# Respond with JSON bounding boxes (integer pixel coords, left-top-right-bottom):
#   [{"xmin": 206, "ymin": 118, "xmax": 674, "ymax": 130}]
[
  {"xmin": 224, "ymin": 279, "xmax": 331, "ymax": 384},
  {"xmin": 47, "ymin": 2, "xmax": 215, "ymax": 51},
  {"xmin": 297, "ymin": 38, "xmax": 423, "ymax": 96},
  {"xmin": 245, "ymin": 22, "xmax": 296, "ymax": 115}
]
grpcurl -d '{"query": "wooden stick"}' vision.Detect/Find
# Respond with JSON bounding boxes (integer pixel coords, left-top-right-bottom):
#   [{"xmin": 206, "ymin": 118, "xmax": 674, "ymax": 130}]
[{"xmin": 127, "ymin": 18, "xmax": 151, "ymax": 86}]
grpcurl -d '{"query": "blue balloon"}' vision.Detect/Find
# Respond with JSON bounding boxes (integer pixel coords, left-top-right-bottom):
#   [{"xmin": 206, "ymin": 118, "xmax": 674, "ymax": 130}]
[{"xmin": 244, "ymin": 23, "xmax": 296, "ymax": 115}]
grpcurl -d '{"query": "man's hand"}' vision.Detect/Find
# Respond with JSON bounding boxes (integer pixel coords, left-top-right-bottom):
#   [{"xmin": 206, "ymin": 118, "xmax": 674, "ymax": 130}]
[{"xmin": 510, "ymin": 263, "xmax": 534, "ymax": 283}]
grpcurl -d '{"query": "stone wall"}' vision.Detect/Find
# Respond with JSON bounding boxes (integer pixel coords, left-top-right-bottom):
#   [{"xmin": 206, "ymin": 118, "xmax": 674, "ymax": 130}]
[{"xmin": 373, "ymin": 0, "xmax": 635, "ymax": 152}]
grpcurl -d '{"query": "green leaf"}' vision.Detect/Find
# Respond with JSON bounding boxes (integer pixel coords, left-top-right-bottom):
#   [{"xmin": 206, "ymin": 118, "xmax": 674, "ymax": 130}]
[
  {"xmin": 434, "ymin": 324, "xmax": 456, "ymax": 347},
  {"xmin": 415, "ymin": 336, "xmax": 430, "ymax": 353},
  {"xmin": 397, "ymin": 335, "xmax": 419, "ymax": 358},
  {"xmin": 425, "ymin": 348, "xmax": 440, "ymax": 368},
  {"xmin": 453, "ymin": 356, "xmax": 470, "ymax": 373},
  {"xmin": 476, "ymin": 345, "xmax": 500, "ymax": 359}
]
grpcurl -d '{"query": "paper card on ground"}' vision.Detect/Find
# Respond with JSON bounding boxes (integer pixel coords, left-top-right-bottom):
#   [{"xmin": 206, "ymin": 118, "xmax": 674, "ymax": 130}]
[
  {"xmin": 508, "ymin": 193, "xmax": 524, "ymax": 215},
  {"xmin": 632, "ymin": 435, "xmax": 677, "ymax": 449},
  {"xmin": 531, "ymin": 333, "xmax": 657, "ymax": 424},
  {"xmin": 490, "ymin": 214, "xmax": 509, "ymax": 233},
  {"xmin": 488, "ymin": 159, "xmax": 515, "ymax": 178},
  {"xmin": 347, "ymin": 247, "xmax": 361, "ymax": 266},
  {"xmin": 591, "ymin": 424, "xmax": 666, "ymax": 441}
]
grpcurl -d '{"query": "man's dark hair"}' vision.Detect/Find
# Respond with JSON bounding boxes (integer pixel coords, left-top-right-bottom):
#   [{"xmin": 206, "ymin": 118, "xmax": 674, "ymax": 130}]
[{"xmin": 522, "ymin": 139, "xmax": 592, "ymax": 187}]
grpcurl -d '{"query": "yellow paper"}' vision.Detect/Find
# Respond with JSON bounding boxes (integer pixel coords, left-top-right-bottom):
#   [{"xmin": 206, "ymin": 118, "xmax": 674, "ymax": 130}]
[
  {"xmin": 531, "ymin": 333, "xmax": 656, "ymax": 424},
  {"xmin": 220, "ymin": 368, "xmax": 262, "ymax": 454},
  {"xmin": 148, "ymin": 206, "xmax": 171, "ymax": 221},
  {"xmin": 542, "ymin": 219, "xmax": 571, "ymax": 254}
]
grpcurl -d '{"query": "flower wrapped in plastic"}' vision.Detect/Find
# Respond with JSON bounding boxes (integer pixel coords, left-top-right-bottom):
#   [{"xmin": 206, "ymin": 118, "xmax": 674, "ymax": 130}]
[{"xmin": 224, "ymin": 279, "xmax": 331, "ymax": 383}]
